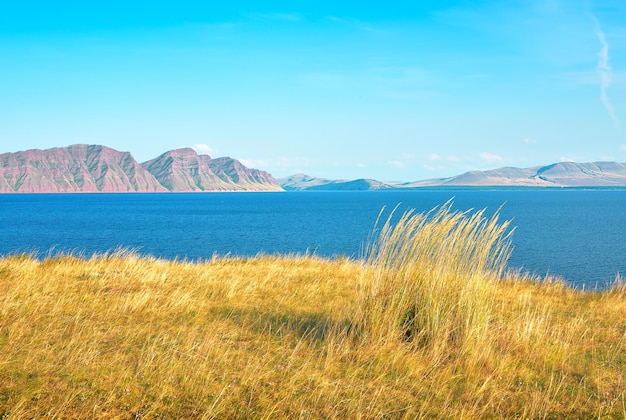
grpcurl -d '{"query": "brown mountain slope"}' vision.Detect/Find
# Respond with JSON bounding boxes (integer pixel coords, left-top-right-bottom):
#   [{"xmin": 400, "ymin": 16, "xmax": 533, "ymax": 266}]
[
  {"xmin": 0, "ymin": 144, "xmax": 166, "ymax": 193},
  {"xmin": 280, "ymin": 161, "xmax": 626, "ymax": 190},
  {"xmin": 207, "ymin": 157, "xmax": 283, "ymax": 191},
  {"xmin": 141, "ymin": 148, "xmax": 282, "ymax": 192},
  {"xmin": 140, "ymin": 148, "xmax": 227, "ymax": 192},
  {"xmin": 0, "ymin": 145, "xmax": 283, "ymax": 193}
]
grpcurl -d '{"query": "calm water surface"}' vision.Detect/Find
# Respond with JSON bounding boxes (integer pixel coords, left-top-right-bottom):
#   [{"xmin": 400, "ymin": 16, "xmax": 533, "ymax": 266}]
[{"xmin": 1, "ymin": 190, "xmax": 625, "ymax": 289}]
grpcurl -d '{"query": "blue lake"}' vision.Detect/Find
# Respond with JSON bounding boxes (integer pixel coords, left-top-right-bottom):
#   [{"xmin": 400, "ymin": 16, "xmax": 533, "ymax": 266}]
[{"xmin": 1, "ymin": 190, "xmax": 625, "ymax": 289}]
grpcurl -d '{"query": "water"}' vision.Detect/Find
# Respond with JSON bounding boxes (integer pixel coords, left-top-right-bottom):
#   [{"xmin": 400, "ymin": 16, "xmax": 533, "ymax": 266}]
[{"xmin": 1, "ymin": 190, "xmax": 625, "ymax": 289}]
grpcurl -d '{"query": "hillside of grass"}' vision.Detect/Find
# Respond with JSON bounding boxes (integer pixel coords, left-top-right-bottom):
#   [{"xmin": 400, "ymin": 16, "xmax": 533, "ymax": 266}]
[{"xmin": 1, "ymin": 205, "xmax": 625, "ymax": 418}]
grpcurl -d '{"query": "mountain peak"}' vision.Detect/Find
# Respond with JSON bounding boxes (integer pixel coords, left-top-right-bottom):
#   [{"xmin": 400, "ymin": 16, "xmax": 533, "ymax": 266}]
[
  {"xmin": 0, "ymin": 144, "xmax": 283, "ymax": 193},
  {"xmin": 157, "ymin": 147, "xmax": 202, "ymax": 158},
  {"xmin": 279, "ymin": 161, "xmax": 626, "ymax": 190}
]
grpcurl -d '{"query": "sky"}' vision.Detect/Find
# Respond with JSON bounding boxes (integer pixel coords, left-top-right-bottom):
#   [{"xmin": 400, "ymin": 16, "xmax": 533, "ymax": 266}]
[{"xmin": 1, "ymin": 0, "xmax": 625, "ymax": 181}]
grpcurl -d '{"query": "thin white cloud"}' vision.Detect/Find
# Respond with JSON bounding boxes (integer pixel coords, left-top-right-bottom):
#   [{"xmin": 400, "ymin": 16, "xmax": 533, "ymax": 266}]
[
  {"xmin": 387, "ymin": 160, "xmax": 406, "ymax": 168},
  {"xmin": 239, "ymin": 158, "xmax": 267, "ymax": 169},
  {"xmin": 240, "ymin": 156, "xmax": 315, "ymax": 173},
  {"xmin": 620, "ymin": 145, "xmax": 626, "ymax": 152},
  {"xmin": 423, "ymin": 164, "xmax": 447, "ymax": 172},
  {"xmin": 479, "ymin": 152, "xmax": 504, "ymax": 164},
  {"xmin": 428, "ymin": 154, "xmax": 461, "ymax": 162},
  {"xmin": 590, "ymin": 14, "xmax": 620, "ymax": 128},
  {"xmin": 428, "ymin": 153, "xmax": 442, "ymax": 161},
  {"xmin": 559, "ymin": 70, "xmax": 626, "ymax": 86},
  {"xmin": 522, "ymin": 137, "xmax": 537, "ymax": 144},
  {"xmin": 192, "ymin": 144, "xmax": 217, "ymax": 155}
]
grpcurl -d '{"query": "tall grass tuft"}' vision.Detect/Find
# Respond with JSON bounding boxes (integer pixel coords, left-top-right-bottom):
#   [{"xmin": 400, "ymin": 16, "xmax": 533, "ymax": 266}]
[
  {"xmin": 1, "ymin": 235, "xmax": 624, "ymax": 417},
  {"xmin": 355, "ymin": 201, "xmax": 513, "ymax": 350}
]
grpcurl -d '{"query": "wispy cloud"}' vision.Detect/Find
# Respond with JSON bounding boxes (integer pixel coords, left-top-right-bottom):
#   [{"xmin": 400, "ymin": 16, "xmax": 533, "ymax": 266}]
[
  {"xmin": 559, "ymin": 70, "xmax": 626, "ymax": 86},
  {"xmin": 479, "ymin": 152, "xmax": 504, "ymax": 164},
  {"xmin": 239, "ymin": 158, "xmax": 268, "ymax": 169},
  {"xmin": 428, "ymin": 154, "xmax": 461, "ymax": 162},
  {"xmin": 590, "ymin": 14, "xmax": 620, "ymax": 128},
  {"xmin": 620, "ymin": 144, "xmax": 626, "ymax": 152},
  {"xmin": 387, "ymin": 160, "xmax": 406, "ymax": 168},
  {"xmin": 240, "ymin": 156, "xmax": 315, "ymax": 173},
  {"xmin": 386, "ymin": 153, "xmax": 419, "ymax": 169},
  {"xmin": 428, "ymin": 153, "xmax": 442, "ymax": 161},
  {"xmin": 192, "ymin": 144, "xmax": 217, "ymax": 156},
  {"xmin": 522, "ymin": 137, "xmax": 537, "ymax": 144}
]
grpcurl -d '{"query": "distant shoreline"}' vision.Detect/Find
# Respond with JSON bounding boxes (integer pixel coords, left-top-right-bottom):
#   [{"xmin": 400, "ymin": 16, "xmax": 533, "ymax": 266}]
[{"xmin": 3, "ymin": 185, "xmax": 626, "ymax": 194}]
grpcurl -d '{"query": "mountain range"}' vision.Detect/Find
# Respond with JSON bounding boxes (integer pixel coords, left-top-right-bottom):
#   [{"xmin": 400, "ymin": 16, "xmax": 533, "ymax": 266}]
[
  {"xmin": 2, "ymin": 144, "xmax": 625, "ymax": 193},
  {"xmin": 279, "ymin": 161, "xmax": 626, "ymax": 190},
  {"xmin": 0, "ymin": 145, "xmax": 282, "ymax": 193}
]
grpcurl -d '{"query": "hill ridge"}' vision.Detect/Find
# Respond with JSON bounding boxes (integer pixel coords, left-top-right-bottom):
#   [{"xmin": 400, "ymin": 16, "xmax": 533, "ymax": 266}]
[
  {"xmin": 279, "ymin": 161, "xmax": 626, "ymax": 190},
  {"xmin": 0, "ymin": 144, "xmax": 283, "ymax": 193}
]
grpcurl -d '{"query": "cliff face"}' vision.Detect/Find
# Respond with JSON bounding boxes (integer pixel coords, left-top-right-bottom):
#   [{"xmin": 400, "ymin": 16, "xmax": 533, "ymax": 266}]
[
  {"xmin": 0, "ymin": 145, "xmax": 283, "ymax": 193},
  {"xmin": 0, "ymin": 145, "xmax": 167, "ymax": 193},
  {"xmin": 140, "ymin": 148, "xmax": 282, "ymax": 192},
  {"xmin": 140, "ymin": 148, "xmax": 225, "ymax": 192},
  {"xmin": 207, "ymin": 157, "xmax": 283, "ymax": 191}
]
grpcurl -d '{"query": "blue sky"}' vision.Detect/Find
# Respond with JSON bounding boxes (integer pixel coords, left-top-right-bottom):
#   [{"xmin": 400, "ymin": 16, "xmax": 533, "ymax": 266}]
[{"xmin": 1, "ymin": 0, "xmax": 625, "ymax": 181}]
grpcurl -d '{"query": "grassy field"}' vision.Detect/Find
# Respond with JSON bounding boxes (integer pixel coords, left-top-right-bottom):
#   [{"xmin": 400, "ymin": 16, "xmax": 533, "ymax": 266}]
[{"xmin": 1, "ymin": 205, "xmax": 625, "ymax": 418}]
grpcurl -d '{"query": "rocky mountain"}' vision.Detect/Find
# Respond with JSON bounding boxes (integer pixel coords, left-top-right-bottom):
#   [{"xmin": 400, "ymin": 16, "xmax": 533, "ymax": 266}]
[
  {"xmin": 280, "ymin": 174, "xmax": 392, "ymax": 191},
  {"xmin": 0, "ymin": 145, "xmax": 283, "ymax": 193},
  {"xmin": 532, "ymin": 161, "xmax": 626, "ymax": 186},
  {"xmin": 141, "ymin": 148, "xmax": 282, "ymax": 192},
  {"xmin": 279, "ymin": 161, "xmax": 626, "ymax": 190},
  {"xmin": 207, "ymin": 157, "xmax": 283, "ymax": 191},
  {"xmin": 0, "ymin": 145, "xmax": 167, "ymax": 193},
  {"xmin": 412, "ymin": 161, "xmax": 626, "ymax": 187}
]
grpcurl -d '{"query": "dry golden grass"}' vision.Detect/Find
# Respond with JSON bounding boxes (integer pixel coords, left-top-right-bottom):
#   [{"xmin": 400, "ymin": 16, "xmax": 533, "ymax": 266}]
[{"xmin": 0, "ymin": 206, "xmax": 624, "ymax": 418}]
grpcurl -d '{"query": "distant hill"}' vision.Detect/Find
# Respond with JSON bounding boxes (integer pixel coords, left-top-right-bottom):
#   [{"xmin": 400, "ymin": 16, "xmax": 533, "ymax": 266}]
[
  {"xmin": 4, "ymin": 145, "xmax": 624, "ymax": 193},
  {"xmin": 0, "ymin": 145, "xmax": 283, "ymax": 193},
  {"xmin": 279, "ymin": 161, "xmax": 626, "ymax": 190},
  {"xmin": 279, "ymin": 174, "xmax": 391, "ymax": 191},
  {"xmin": 141, "ymin": 148, "xmax": 282, "ymax": 192}
]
